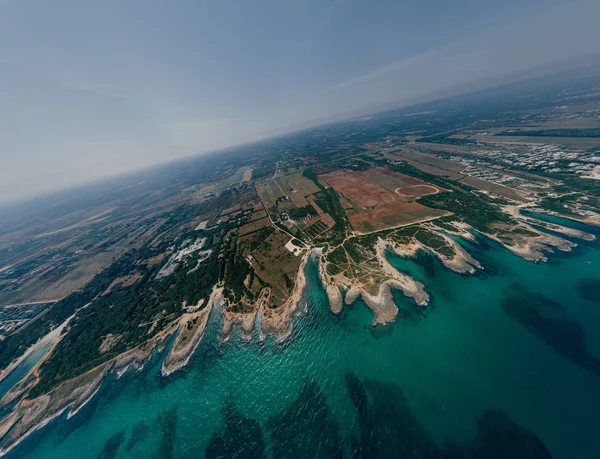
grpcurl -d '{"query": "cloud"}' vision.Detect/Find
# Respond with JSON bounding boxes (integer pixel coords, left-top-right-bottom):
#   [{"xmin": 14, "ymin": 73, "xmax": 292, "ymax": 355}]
[{"xmin": 317, "ymin": 0, "xmax": 600, "ymax": 116}]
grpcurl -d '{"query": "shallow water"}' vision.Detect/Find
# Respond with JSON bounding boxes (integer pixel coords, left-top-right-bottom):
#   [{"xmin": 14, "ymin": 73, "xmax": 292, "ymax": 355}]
[
  {"xmin": 0, "ymin": 344, "xmax": 51, "ymax": 401},
  {"xmin": 4, "ymin": 223, "xmax": 600, "ymax": 459}
]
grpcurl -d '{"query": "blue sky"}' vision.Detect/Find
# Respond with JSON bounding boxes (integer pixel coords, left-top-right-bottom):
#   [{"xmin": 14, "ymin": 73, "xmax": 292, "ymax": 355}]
[{"xmin": 1, "ymin": 0, "xmax": 599, "ymax": 203}]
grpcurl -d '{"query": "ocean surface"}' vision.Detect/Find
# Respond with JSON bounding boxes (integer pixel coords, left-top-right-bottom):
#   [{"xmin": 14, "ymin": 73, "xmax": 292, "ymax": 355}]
[{"xmin": 4, "ymin": 217, "xmax": 600, "ymax": 458}]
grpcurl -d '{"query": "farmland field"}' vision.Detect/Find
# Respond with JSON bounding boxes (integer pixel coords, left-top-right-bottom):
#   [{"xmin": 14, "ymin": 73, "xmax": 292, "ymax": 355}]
[
  {"xmin": 461, "ymin": 176, "xmax": 525, "ymax": 201},
  {"xmin": 250, "ymin": 230, "xmax": 302, "ymax": 306},
  {"xmin": 348, "ymin": 202, "xmax": 449, "ymax": 233},
  {"xmin": 318, "ymin": 168, "xmax": 450, "ymax": 233},
  {"xmin": 389, "ymin": 150, "xmax": 466, "ymax": 180},
  {"xmin": 239, "ymin": 216, "xmax": 272, "ymax": 237},
  {"xmin": 395, "ymin": 184, "xmax": 439, "ymax": 198},
  {"xmin": 256, "ymin": 179, "xmax": 286, "ymax": 209},
  {"xmin": 275, "ymin": 173, "xmax": 321, "ymax": 207}
]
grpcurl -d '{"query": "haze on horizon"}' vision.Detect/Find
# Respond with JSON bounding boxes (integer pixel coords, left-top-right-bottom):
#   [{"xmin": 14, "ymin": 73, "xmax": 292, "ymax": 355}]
[{"xmin": 1, "ymin": 0, "xmax": 599, "ymax": 205}]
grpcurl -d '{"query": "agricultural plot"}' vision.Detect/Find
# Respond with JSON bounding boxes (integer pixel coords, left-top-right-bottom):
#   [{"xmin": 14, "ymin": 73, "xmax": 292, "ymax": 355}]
[
  {"xmin": 389, "ymin": 150, "xmax": 466, "ymax": 180},
  {"xmin": 348, "ymin": 203, "xmax": 449, "ymax": 233},
  {"xmin": 396, "ymin": 185, "xmax": 439, "ymax": 198},
  {"xmin": 249, "ymin": 230, "xmax": 303, "ymax": 307},
  {"xmin": 360, "ymin": 168, "xmax": 423, "ymax": 191},
  {"xmin": 240, "ymin": 166, "xmax": 253, "ymax": 182},
  {"xmin": 320, "ymin": 170, "xmax": 397, "ymax": 207},
  {"xmin": 239, "ymin": 216, "xmax": 272, "ymax": 237},
  {"xmin": 305, "ymin": 220, "xmax": 331, "ymax": 239},
  {"xmin": 256, "ymin": 179, "xmax": 287, "ymax": 210},
  {"xmin": 461, "ymin": 176, "xmax": 525, "ymax": 202},
  {"xmin": 274, "ymin": 173, "xmax": 321, "ymax": 207},
  {"xmin": 318, "ymin": 168, "xmax": 449, "ymax": 233},
  {"xmin": 213, "ymin": 168, "xmax": 245, "ymax": 192}
]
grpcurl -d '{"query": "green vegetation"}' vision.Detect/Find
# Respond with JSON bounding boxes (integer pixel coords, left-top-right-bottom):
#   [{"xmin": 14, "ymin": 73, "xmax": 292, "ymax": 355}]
[
  {"xmin": 381, "ymin": 160, "xmax": 517, "ymax": 233},
  {"xmin": 345, "ymin": 240, "xmax": 370, "ymax": 264},
  {"xmin": 286, "ymin": 205, "xmax": 316, "ymax": 220},
  {"xmin": 305, "ymin": 220, "xmax": 329, "ymax": 239},
  {"xmin": 252, "ymin": 164, "xmax": 276, "ymax": 179},
  {"xmin": 302, "ymin": 168, "xmax": 325, "ymax": 191},
  {"xmin": 326, "ymin": 246, "xmax": 348, "ymax": 270},
  {"xmin": 0, "ymin": 256, "xmax": 131, "ymax": 373},
  {"xmin": 432, "ymin": 218, "xmax": 459, "ymax": 232},
  {"xmin": 312, "ymin": 189, "xmax": 348, "ymax": 246},
  {"xmin": 419, "ymin": 191, "xmax": 514, "ymax": 233},
  {"xmin": 512, "ymin": 227, "xmax": 539, "ymax": 237},
  {"xmin": 31, "ymin": 240, "xmax": 222, "ymax": 396},
  {"xmin": 374, "ymin": 159, "xmax": 451, "ymax": 189},
  {"xmin": 18, "ymin": 208, "xmax": 251, "ymax": 396},
  {"xmin": 223, "ymin": 255, "xmax": 254, "ymax": 303},
  {"xmin": 538, "ymin": 196, "xmax": 582, "ymax": 217},
  {"xmin": 248, "ymin": 227, "xmax": 276, "ymax": 252},
  {"xmin": 414, "ymin": 229, "xmax": 455, "ymax": 258}
]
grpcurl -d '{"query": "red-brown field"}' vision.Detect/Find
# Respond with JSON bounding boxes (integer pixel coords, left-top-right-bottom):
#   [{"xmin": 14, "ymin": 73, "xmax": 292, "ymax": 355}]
[
  {"xmin": 319, "ymin": 169, "xmax": 396, "ymax": 207},
  {"xmin": 395, "ymin": 184, "xmax": 439, "ymax": 198},
  {"xmin": 320, "ymin": 168, "xmax": 443, "ymax": 206},
  {"xmin": 318, "ymin": 168, "xmax": 450, "ymax": 233},
  {"xmin": 348, "ymin": 203, "xmax": 449, "ymax": 233}
]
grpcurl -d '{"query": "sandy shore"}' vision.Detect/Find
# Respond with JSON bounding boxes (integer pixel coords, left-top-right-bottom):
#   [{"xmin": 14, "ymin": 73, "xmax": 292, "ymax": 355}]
[
  {"xmin": 345, "ymin": 280, "xmax": 404, "ymax": 325},
  {"xmin": 161, "ymin": 286, "xmax": 222, "ymax": 376},
  {"xmin": 436, "ymin": 232, "xmax": 482, "ymax": 273}
]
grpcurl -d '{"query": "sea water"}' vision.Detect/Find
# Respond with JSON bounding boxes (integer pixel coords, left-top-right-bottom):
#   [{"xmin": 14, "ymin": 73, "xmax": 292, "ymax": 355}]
[
  {"xmin": 4, "ymin": 220, "xmax": 600, "ymax": 458},
  {"xmin": 0, "ymin": 344, "xmax": 51, "ymax": 401}
]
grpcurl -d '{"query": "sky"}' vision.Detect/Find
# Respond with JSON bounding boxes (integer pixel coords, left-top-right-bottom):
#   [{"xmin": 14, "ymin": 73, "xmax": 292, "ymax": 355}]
[{"xmin": 1, "ymin": 0, "xmax": 599, "ymax": 204}]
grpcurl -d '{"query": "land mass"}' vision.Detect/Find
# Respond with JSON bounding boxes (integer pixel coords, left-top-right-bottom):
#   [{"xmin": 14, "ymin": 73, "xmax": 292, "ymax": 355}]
[{"xmin": 2, "ymin": 70, "xmax": 600, "ymax": 455}]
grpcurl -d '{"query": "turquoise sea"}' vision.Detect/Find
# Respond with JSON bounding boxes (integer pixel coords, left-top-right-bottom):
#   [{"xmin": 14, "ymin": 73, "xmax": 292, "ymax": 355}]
[{"xmin": 4, "ymin": 216, "xmax": 600, "ymax": 458}]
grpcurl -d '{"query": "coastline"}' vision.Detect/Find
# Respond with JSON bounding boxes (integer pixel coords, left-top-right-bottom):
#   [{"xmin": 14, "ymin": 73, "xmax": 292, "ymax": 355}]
[
  {"xmin": 0, "ymin": 364, "xmax": 109, "ymax": 457},
  {"xmin": 0, "ymin": 311, "xmax": 80, "ymax": 413},
  {"xmin": 260, "ymin": 250, "xmax": 310, "ymax": 342},
  {"xmin": 0, "ymin": 312, "xmax": 186, "ymax": 456},
  {"xmin": 221, "ymin": 288, "xmax": 267, "ymax": 343},
  {"xmin": 0, "ymin": 311, "xmax": 76, "ymax": 387},
  {"xmin": 318, "ymin": 238, "xmax": 430, "ymax": 323},
  {"xmin": 161, "ymin": 285, "xmax": 222, "ymax": 376}
]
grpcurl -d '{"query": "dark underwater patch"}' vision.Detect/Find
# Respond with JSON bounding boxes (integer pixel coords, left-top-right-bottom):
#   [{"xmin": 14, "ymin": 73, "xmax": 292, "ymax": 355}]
[
  {"xmin": 125, "ymin": 420, "xmax": 149, "ymax": 451},
  {"xmin": 345, "ymin": 371, "xmax": 440, "ymax": 458},
  {"xmin": 205, "ymin": 401, "xmax": 266, "ymax": 459},
  {"xmin": 576, "ymin": 278, "xmax": 600, "ymax": 304},
  {"xmin": 413, "ymin": 251, "xmax": 436, "ymax": 278},
  {"xmin": 155, "ymin": 405, "xmax": 178, "ymax": 459},
  {"xmin": 445, "ymin": 409, "xmax": 552, "ymax": 459},
  {"xmin": 345, "ymin": 371, "xmax": 552, "ymax": 459},
  {"xmin": 96, "ymin": 428, "xmax": 126, "ymax": 459},
  {"xmin": 501, "ymin": 283, "xmax": 600, "ymax": 378},
  {"xmin": 191, "ymin": 338, "xmax": 226, "ymax": 387},
  {"xmin": 267, "ymin": 378, "xmax": 343, "ymax": 459}
]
